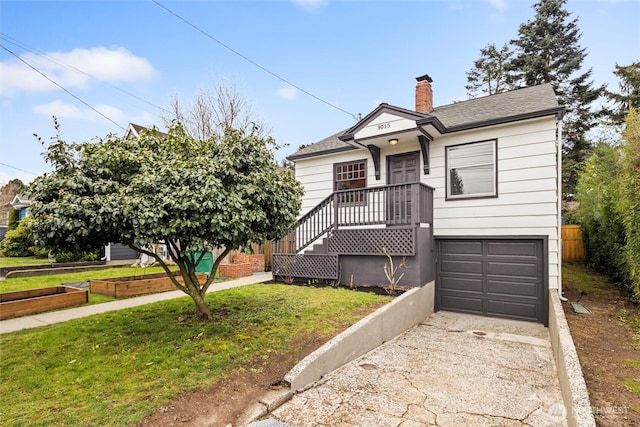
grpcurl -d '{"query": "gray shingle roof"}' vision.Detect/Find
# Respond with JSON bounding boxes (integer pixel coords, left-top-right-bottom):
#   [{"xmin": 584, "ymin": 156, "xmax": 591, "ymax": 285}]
[
  {"xmin": 288, "ymin": 129, "xmax": 355, "ymax": 160},
  {"xmin": 428, "ymin": 83, "xmax": 561, "ymax": 131},
  {"xmin": 288, "ymin": 83, "xmax": 561, "ymax": 160}
]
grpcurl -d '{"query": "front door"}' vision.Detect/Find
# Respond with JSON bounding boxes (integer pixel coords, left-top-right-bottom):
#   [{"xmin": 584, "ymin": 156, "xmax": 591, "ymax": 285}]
[{"xmin": 387, "ymin": 152, "xmax": 419, "ymax": 224}]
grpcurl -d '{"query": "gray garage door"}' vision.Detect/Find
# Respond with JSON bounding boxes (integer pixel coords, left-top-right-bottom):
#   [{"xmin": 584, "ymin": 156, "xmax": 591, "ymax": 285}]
[
  {"xmin": 109, "ymin": 243, "xmax": 140, "ymax": 261},
  {"xmin": 436, "ymin": 238, "xmax": 547, "ymax": 325}
]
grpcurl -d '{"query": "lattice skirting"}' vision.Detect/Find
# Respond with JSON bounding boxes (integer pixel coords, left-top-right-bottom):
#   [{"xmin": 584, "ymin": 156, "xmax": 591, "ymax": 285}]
[
  {"xmin": 328, "ymin": 228, "xmax": 415, "ymax": 255},
  {"xmin": 272, "ymin": 254, "xmax": 339, "ymax": 280}
]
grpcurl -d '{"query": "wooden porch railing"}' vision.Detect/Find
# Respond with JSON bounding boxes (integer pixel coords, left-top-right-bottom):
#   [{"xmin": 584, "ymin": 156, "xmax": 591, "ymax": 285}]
[{"xmin": 274, "ymin": 183, "xmax": 434, "ymax": 254}]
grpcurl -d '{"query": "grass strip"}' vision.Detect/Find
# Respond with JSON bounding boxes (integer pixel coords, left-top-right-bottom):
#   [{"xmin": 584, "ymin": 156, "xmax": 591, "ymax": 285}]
[
  {"xmin": 0, "ymin": 257, "xmax": 53, "ymax": 267},
  {"xmin": 0, "ymin": 283, "xmax": 389, "ymax": 426},
  {"xmin": 0, "ymin": 266, "xmax": 174, "ymax": 293}
]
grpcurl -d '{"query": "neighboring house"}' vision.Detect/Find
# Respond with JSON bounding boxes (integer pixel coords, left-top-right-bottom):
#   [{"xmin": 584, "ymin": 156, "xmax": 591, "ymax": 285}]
[
  {"xmin": 10, "ymin": 194, "xmax": 32, "ymax": 221},
  {"xmin": 273, "ymin": 75, "xmax": 563, "ymax": 326}
]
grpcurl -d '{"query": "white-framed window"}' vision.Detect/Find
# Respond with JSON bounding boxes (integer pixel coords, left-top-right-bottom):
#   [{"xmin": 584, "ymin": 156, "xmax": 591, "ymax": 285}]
[
  {"xmin": 334, "ymin": 159, "xmax": 367, "ymax": 203},
  {"xmin": 445, "ymin": 140, "xmax": 497, "ymax": 199}
]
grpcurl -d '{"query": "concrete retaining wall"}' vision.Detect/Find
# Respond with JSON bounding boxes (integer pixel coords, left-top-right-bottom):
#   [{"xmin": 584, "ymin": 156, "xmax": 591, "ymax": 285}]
[
  {"xmin": 285, "ymin": 281, "xmax": 435, "ymax": 392},
  {"xmin": 548, "ymin": 291, "xmax": 596, "ymax": 427}
]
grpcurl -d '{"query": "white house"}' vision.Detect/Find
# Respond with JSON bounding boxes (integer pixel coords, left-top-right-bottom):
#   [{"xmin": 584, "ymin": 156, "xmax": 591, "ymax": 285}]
[{"xmin": 273, "ymin": 75, "xmax": 563, "ymax": 326}]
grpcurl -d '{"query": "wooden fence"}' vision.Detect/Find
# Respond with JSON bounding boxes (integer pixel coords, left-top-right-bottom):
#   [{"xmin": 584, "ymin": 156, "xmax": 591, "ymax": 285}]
[{"xmin": 562, "ymin": 224, "xmax": 585, "ymax": 262}]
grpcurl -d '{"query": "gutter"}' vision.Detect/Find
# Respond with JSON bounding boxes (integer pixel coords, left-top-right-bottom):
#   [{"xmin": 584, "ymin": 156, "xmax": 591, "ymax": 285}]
[{"xmin": 556, "ymin": 115, "xmax": 567, "ymax": 302}]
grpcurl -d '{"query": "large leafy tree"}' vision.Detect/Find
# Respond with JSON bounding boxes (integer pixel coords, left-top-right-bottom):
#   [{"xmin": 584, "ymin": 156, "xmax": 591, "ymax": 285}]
[
  {"xmin": 510, "ymin": 0, "xmax": 605, "ymax": 198},
  {"xmin": 605, "ymin": 61, "xmax": 640, "ymax": 125},
  {"xmin": 29, "ymin": 121, "xmax": 303, "ymax": 319},
  {"xmin": 465, "ymin": 43, "xmax": 515, "ymax": 98}
]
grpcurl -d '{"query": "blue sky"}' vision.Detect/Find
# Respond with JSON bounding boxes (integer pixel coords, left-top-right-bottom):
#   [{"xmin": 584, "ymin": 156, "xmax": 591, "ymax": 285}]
[{"xmin": 1, "ymin": 0, "xmax": 638, "ymax": 185}]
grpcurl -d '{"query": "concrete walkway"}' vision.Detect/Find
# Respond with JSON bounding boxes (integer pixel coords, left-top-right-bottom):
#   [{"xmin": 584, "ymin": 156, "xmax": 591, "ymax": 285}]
[
  {"xmin": 265, "ymin": 311, "xmax": 567, "ymax": 427},
  {"xmin": 0, "ymin": 273, "xmax": 272, "ymax": 334}
]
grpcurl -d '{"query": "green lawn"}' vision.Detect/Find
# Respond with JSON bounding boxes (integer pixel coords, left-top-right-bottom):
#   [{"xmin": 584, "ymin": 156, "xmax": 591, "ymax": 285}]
[
  {"xmin": 0, "ymin": 256, "xmax": 52, "ymax": 267},
  {"xmin": 0, "ymin": 266, "xmax": 179, "ymax": 305},
  {"xmin": 0, "ymin": 266, "xmax": 172, "ymax": 292},
  {"xmin": 0, "ymin": 284, "xmax": 390, "ymax": 426}
]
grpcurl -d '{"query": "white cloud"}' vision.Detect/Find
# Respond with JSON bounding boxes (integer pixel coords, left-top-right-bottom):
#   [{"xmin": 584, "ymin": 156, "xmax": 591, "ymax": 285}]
[
  {"xmin": 0, "ymin": 46, "xmax": 156, "ymax": 97},
  {"xmin": 277, "ymin": 85, "xmax": 298, "ymax": 100},
  {"xmin": 486, "ymin": 0, "xmax": 507, "ymax": 24},
  {"xmin": 487, "ymin": 0, "xmax": 507, "ymax": 11},
  {"xmin": 291, "ymin": 0, "xmax": 327, "ymax": 11},
  {"xmin": 34, "ymin": 99, "xmax": 125, "ymax": 123}
]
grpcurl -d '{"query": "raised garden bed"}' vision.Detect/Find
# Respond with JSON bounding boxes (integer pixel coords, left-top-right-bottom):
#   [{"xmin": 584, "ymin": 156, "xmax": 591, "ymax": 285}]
[
  {"xmin": 90, "ymin": 272, "xmax": 206, "ymax": 298},
  {"xmin": 0, "ymin": 286, "xmax": 88, "ymax": 320}
]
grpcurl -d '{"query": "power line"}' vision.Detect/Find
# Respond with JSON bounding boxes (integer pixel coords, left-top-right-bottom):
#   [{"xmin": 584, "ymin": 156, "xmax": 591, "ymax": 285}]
[
  {"xmin": 150, "ymin": 0, "xmax": 359, "ymax": 121},
  {"xmin": 0, "ymin": 33, "xmax": 171, "ymax": 117},
  {"xmin": 0, "ymin": 162, "xmax": 39, "ymax": 176},
  {"xmin": 0, "ymin": 44, "xmax": 126, "ymax": 131}
]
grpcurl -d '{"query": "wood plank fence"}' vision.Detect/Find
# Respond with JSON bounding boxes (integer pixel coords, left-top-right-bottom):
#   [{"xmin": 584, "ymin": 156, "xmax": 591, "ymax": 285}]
[{"xmin": 562, "ymin": 224, "xmax": 585, "ymax": 262}]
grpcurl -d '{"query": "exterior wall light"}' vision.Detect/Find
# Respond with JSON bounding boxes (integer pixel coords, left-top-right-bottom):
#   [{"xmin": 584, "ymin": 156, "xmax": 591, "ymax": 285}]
[{"xmin": 388, "ymin": 138, "xmax": 399, "ymax": 146}]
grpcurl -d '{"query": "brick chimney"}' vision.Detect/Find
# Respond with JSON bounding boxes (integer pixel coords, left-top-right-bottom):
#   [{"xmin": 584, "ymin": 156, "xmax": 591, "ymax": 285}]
[{"xmin": 415, "ymin": 74, "xmax": 433, "ymax": 113}]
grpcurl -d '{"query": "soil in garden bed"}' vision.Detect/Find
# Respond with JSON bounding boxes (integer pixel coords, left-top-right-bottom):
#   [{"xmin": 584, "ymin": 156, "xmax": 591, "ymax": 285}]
[
  {"xmin": 267, "ymin": 279, "xmax": 405, "ymax": 297},
  {"xmin": 562, "ymin": 264, "xmax": 640, "ymax": 426}
]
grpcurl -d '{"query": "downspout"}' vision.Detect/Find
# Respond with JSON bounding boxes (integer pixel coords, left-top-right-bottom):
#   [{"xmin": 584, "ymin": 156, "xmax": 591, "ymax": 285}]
[{"xmin": 556, "ymin": 115, "xmax": 568, "ymax": 301}]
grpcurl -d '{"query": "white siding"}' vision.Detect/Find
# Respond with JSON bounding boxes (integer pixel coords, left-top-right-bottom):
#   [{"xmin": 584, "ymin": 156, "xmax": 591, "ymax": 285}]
[
  {"xmin": 295, "ymin": 151, "xmax": 375, "ymax": 216},
  {"xmin": 293, "ymin": 115, "xmax": 561, "ymax": 289},
  {"xmin": 354, "ymin": 112, "xmax": 417, "ymax": 140}
]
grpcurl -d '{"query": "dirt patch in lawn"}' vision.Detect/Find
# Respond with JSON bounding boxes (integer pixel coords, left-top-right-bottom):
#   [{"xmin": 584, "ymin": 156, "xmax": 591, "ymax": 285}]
[
  {"xmin": 138, "ymin": 332, "xmax": 326, "ymax": 427},
  {"xmin": 562, "ymin": 265, "xmax": 640, "ymax": 426}
]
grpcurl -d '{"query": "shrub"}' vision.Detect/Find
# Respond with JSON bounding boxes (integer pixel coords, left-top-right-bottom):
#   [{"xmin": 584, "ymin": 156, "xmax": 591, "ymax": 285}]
[
  {"xmin": 577, "ymin": 111, "xmax": 640, "ymax": 299},
  {"xmin": 577, "ymin": 143, "xmax": 627, "ymax": 281},
  {"xmin": 7, "ymin": 209, "xmax": 19, "ymax": 231},
  {"xmin": 53, "ymin": 251, "xmax": 99, "ymax": 263},
  {"xmin": 0, "ymin": 219, "xmax": 35, "ymax": 257},
  {"xmin": 620, "ymin": 110, "xmax": 640, "ymax": 298}
]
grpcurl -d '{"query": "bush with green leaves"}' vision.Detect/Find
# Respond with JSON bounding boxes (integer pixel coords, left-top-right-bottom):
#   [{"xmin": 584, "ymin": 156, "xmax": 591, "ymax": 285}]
[
  {"xmin": 577, "ymin": 110, "xmax": 640, "ymax": 299},
  {"xmin": 620, "ymin": 110, "xmax": 640, "ymax": 297},
  {"xmin": 0, "ymin": 218, "xmax": 35, "ymax": 257},
  {"xmin": 52, "ymin": 251, "xmax": 99, "ymax": 263},
  {"xmin": 7, "ymin": 208, "xmax": 19, "ymax": 231}
]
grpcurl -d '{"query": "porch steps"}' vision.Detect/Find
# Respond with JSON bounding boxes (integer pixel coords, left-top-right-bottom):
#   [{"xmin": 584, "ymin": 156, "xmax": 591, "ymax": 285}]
[{"xmin": 306, "ymin": 239, "xmax": 328, "ymax": 255}]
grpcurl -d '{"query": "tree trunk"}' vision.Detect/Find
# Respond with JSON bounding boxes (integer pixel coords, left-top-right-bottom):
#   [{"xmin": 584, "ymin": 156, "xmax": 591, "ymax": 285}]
[
  {"xmin": 178, "ymin": 264, "xmax": 213, "ymax": 319},
  {"xmin": 191, "ymin": 291, "xmax": 213, "ymax": 320}
]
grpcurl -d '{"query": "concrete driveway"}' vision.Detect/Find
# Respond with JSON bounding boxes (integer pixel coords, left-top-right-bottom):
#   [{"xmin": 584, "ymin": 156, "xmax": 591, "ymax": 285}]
[{"xmin": 267, "ymin": 311, "xmax": 567, "ymax": 426}]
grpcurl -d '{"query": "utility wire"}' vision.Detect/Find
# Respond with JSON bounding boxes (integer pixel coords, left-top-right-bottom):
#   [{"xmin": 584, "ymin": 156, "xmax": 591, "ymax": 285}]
[
  {"xmin": 0, "ymin": 33, "xmax": 170, "ymax": 117},
  {"xmin": 0, "ymin": 162, "xmax": 38, "ymax": 176},
  {"xmin": 1, "ymin": 44, "xmax": 126, "ymax": 131},
  {"xmin": 151, "ymin": 0, "xmax": 359, "ymax": 121}
]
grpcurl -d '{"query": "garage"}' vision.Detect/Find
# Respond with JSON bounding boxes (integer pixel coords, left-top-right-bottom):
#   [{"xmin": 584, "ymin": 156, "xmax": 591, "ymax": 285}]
[{"xmin": 436, "ymin": 238, "xmax": 548, "ymax": 325}]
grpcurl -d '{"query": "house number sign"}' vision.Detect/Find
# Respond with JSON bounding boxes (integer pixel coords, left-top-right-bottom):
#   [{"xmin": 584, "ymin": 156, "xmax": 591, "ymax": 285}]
[{"xmin": 376, "ymin": 122, "xmax": 391, "ymax": 131}]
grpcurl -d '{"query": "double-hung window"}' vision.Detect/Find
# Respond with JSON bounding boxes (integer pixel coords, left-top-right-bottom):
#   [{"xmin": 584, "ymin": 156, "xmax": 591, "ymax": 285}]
[
  {"xmin": 334, "ymin": 160, "xmax": 367, "ymax": 203},
  {"xmin": 446, "ymin": 140, "xmax": 497, "ymax": 199}
]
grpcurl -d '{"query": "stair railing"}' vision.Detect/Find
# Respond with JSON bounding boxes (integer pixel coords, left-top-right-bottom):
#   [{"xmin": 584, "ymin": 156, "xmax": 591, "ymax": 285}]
[{"xmin": 274, "ymin": 183, "xmax": 434, "ymax": 254}]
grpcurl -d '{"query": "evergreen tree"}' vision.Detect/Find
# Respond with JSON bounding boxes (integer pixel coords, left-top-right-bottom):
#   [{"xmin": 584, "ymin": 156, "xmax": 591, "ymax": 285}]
[
  {"xmin": 510, "ymin": 0, "xmax": 605, "ymax": 198},
  {"xmin": 605, "ymin": 61, "xmax": 640, "ymax": 125},
  {"xmin": 465, "ymin": 43, "xmax": 515, "ymax": 98}
]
